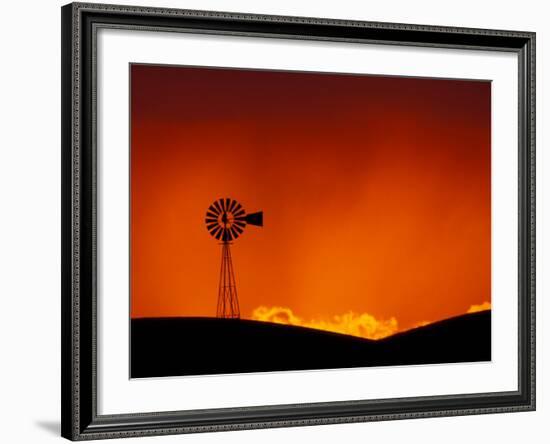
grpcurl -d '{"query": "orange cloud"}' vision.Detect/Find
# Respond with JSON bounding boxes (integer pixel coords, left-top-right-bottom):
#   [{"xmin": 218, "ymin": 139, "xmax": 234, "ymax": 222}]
[
  {"xmin": 412, "ymin": 320, "xmax": 431, "ymax": 328},
  {"xmin": 250, "ymin": 306, "xmax": 398, "ymax": 340},
  {"xmin": 250, "ymin": 301, "xmax": 492, "ymax": 340},
  {"xmin": 467, "ymin": 301, "xmax": 491, "ymax": 313},
  {"xmin": 411, "ymin": 302, "xmax": 492, "ymax": 330}
]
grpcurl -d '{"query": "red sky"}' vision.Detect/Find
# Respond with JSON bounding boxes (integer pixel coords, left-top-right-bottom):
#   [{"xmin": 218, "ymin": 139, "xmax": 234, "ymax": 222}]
[{"xmin": 130, "ymin": 64, "xmax": 491, "ymax": 336}]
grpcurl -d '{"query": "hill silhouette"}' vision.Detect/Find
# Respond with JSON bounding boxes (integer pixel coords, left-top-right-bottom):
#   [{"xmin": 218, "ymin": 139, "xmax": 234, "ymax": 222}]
[{"xmin": 131, "ymin": 310, "xmax": 490, "ymax": 378}]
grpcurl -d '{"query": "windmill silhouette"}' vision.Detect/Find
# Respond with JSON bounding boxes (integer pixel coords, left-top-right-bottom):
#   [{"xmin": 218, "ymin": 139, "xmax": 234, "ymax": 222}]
[{"xmin": 205, "ymin": 198, "xmax": 263, "ymax": 319}]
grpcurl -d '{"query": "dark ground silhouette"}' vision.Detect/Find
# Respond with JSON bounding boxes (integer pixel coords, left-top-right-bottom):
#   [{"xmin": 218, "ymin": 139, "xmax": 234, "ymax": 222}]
[{"xmin": 131, "ymin": 310, "xmax": 490, "ymax": 378}]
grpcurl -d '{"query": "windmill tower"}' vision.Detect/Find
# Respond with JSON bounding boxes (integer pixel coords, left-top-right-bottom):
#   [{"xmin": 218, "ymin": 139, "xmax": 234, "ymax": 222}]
[{"xmin": 205, "ymin": 198, "xmax": 263, "ymax": 319}]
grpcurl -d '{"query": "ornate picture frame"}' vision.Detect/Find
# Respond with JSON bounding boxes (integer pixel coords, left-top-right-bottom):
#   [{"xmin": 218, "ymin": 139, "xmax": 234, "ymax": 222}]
[{"xmin": 61, "ymin": 2, "xmax": 535, "ymax": 440}]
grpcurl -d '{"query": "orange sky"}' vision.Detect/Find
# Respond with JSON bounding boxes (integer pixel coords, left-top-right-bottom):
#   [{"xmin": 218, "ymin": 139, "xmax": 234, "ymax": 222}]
[{"xmin": 130, "ymin": 64, "xmax": 491, "ymax": 334}]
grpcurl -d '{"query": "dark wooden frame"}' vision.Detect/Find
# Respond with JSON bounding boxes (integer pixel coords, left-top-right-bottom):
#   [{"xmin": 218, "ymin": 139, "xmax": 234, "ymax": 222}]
[{"xmin": 61, "ymin": 2, "xmax": 536, "ymax": 440}]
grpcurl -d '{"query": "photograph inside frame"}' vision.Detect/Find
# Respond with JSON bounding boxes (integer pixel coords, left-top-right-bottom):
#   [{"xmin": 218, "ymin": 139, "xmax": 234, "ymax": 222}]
[{"xmin": 129, "ymin": 63, "xmax": 492, "ymax": 378}]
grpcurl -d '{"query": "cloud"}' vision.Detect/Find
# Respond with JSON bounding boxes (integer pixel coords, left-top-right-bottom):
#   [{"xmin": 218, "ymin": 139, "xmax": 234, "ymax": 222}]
[
  {"xmin": 250, "ymin": 302, "xmax": 491, "ymax": 340},
  {"xmin": 412, "ymin": 320, "xmax": 431, "ymax": 328},
  {"xmin": 467, "ymin": 301, "xmax": 491, "ymax": 313},
  {"xmin": 413, "ymin": 302, "xmax": 492, "ymax": 330},
  {"xmin": 250, "ymin": 306, "xmax": 398, "ymax": 340}
]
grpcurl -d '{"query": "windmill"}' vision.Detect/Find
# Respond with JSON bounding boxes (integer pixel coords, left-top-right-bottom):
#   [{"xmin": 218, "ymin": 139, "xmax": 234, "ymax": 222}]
[{"xmin": 205, "ymin": 198, "xmax": 263, "ymax": 319}]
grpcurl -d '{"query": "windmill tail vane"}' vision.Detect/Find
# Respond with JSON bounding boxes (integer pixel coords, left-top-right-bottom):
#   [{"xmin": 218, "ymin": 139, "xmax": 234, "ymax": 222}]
[{"xmin": 205, "ymin": 198, "xmax": 263, "ymax": 319}]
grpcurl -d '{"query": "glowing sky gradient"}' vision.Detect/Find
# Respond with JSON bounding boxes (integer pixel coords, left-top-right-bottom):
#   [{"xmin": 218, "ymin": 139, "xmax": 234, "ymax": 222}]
[{"xmin": 130, "ymin": 64, "xmax": 491, "ymax": 334}]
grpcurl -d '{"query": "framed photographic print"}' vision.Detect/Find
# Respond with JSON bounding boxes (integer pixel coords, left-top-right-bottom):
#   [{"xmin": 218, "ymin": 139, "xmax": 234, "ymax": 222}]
[{"xmin": 61, "ymin": 2, "xmax": 536, "ymax": 440}]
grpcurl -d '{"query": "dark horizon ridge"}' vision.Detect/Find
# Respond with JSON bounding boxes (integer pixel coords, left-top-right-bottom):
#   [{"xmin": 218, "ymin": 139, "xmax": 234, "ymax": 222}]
[
  {"xmin": 131, "ymin": 310, "xmax": 491, "ymax": 378},
  {"xmin": 130, "ymin": 309, "xmax": 491, "ymax": 341}
]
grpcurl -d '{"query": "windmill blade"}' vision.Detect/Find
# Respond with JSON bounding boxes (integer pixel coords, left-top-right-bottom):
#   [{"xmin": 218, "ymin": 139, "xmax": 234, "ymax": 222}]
[
  {"xmin": 206, "ymin": 221, "xmax": 218, "ymax": 232},
  {"xmin": 206, "ymin": 210, "xmax": 218, "ymax": 219},
  {"xmin": 228, "ymin": 199, "xmax": 238, "ymax": 213},
  {"xmin": 224, "ymin": 198, "xmax": 231, "ymax": 211},
  {"xmin": 213, "ymin": 200, "xmax": 223, "ymax": 214},
  {"xmin": 208, "ymin": 204, "xmax": 220, "ymax": 216},
  {"xmin": 233, "ymin": 208, "xmax": 245, "ymax": 218},
  {"xmin": 215, "ymin": 227, "xmax": 225, "ymax": 240},
  {"xmin": 211, "ymin": 225, "xmax": 222, "ymax": 238},
  {"xmin": 223, "ymin": 228, "xmax": 233, "ymax": 242},
  {"xmin": 231, "ymin": 224, "xmax": 243, "ymax": 239},
  {"xmin": 233, "ymin": 202, "xmax": 243, "ymax": 213},
  {"xmin": 233, "ymin": 220, "xmax": 246, "ymax": 229},
  {"xmin": 244, "ymin": 211, "xmax": 263, "ymax": 227}
]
